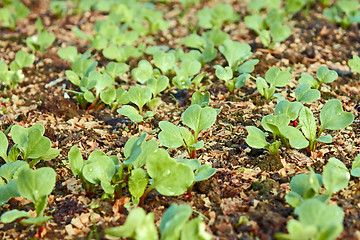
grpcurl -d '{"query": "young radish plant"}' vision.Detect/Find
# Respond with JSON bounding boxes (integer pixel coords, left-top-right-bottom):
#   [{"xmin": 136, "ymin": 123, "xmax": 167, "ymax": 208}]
[
  {"xmin": 68, "ymin": 146, "xmax": 119, "ymax": 198},
  {"xmin": 277, "ymin": 158, "xmax": 350, "ymax": 240},
  {"xmin": 0, "ymin": 50, "xmax": 35, "ymax": 89},
  {"xmin": 1, "ymin": 166, "xmax": 56, "ymax": 228},
  {"xmin": 0, "ymin": 123, "xmax": 60, "ymax": 168},
  {"xmin": 158, "ymin": 104, "xmax": 217, "ymax": 159},
  {"xmin": 298, "ymin": 66, "xmax": 338, "ymax": 90},
  {"xmin": 105, "ymin": 204, "xmax": 212, "ymax": 240},
  {"xmin": 298, "ymin": 99, "xmax": 354, "ymax": 152}
]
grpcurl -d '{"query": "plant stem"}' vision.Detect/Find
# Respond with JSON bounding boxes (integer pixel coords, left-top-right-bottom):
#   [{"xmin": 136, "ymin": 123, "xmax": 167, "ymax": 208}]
[{"xmin": 139, "ymin": 184, "xmax": 155, "ymax": 205}]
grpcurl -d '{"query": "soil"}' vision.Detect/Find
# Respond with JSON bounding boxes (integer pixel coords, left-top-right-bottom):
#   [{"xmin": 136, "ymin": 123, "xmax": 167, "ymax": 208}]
[{"xmin": 1, "ymin": 0, "xmax": 360, "ymax": 240}]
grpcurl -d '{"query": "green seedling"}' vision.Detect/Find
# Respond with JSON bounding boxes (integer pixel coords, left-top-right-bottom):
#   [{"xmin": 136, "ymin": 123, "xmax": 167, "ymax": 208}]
[
  {"xmin": 191, "ymin": 91, "xmax": 210, "ymax": 108},
  {"xmin": 246, "ymin": 113, "xmax": 309, "ymax": 152},
  {"xmin": 105, "ymin": 207, "xmax": 158, "ymax": 240},
  {"xmin": 50, "ymin": 0, "xmax": 68, "ymax": 18},
  {"xmin": 68, "ymin": 146, "xmax": 118, "ymax": 197},
  {"xmin": 350, "ymin": 154, "xmax": 360, "ymax": 177},
  {"xmin": 117, "ymin": 86, "xmax": 154, "ymax": 123},
  {"xmin": 323, "ymin": 0, "xmax": 360, "ymax": 29},
  {"xmin": 179, "ymin": 158, "xmax": 216, "ymax": 193},
  {"xmin": 172, "ymin": 59, "xmax": 202, "ymax": 90},
  {"xmin": 348, "ymin": 54, "xmax": 360, "ymax": 74},
  {"xmin": 219, "ymin": 39, "xmax": 252, "ymax": 71},
  {"xmin": 138, "ymin": 149, "xmax": 194, "ymax": 202},
  {"xmin": 245, "ymin": 126, "xmax": 282, "ymax": 155},
  {"xmin": 102, "ymin": 62, "xmax": 128, "ymax": 81},
  {"xmin": 57, "ymin": 46, "xmax": 81, "ymax": 63},
  {"xmin": 276, "ymin": 198, "xmax": 344, "ymax": 240},
  {"xmin": 274, "ymin": 100, "xmax": 303, "ymax": 121},
  {"xmin": 153, "ymin": 51, "xmax": 176, "ymax": 75},
  {"xmin": 298, "ymin": 66, "xmax": 338, "ymax": 90},
  {"xmin": 294, "ymin": 83, "xmax": 320, "ymax": 103},
  {"xmin": 131, "ymin": 60, "xmax": 154, "ymax": 84},
  {"xmin": 196, "ymin": 3, "xmax": 239, "ymax": 29},
  {"xmin": 285, "ymin": 158, "xmax": 350, "ymax": 209},
  {"xmin": 25, "ymin": 18, "xmax": 56, "ymax": 54},
  {"xmin": 0, "ymin": 124, "xmax": 60, "ymax": 167},
  {"xmin": 158, "ymin": 104, "xmax": 217, "ymax": 158},
  {"xmin": 299, "ymin": 99, "xmax": 354, "ymax": 151},
  {"xmin": 0, "ymin": 161, "xmax": 28, "ymax": 206},
  {"xmin": 182, "ymin": 33, "xmax": 219, "ymax": 64},
  {"xmin": 0, "ymin": 0, "xmax": 29, "ymax": 30},
  {"xmin": 0, "ymin": 50, "xmax": 35, "ymax": 89},
  {"xmin": 214, "ymin": 65, "xmax": 254, "ymax": 92},
  {"xmin": 252, "ymin": 67, "xmax": 292, "ymax": 99},
  {"xmin": 244, "ymin": 9, "xmax": 291, "ymax": 49},
  {"xmin": 247, "ymin": 0, "xmax": 281, "ymax": 12},
  {"xmin": 105, "ymin": 204, "xmax": 211, "ymax": 240},
  {"xmin": 103, "ymin": 43, "xmax": 143, "ymax": 63},
  {"xmin": 1, "ymin": 167, "xmax": 56, "ymax": 226}
]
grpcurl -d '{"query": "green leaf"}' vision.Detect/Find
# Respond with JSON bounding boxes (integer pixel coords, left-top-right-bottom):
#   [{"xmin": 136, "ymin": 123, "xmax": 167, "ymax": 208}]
[
  {"xmin": 65, "ymin": 70, "xmax": 80, "ymax": 86},
  {"xmin": 83, "ymin": 90, "xmax": 95, "ymax": 103},
  {"xmin": 57, "ymin": 46, "xmax": 78, "ymax": 63},
  {"xmin": 214, "ymin": 65, "xmax": 233, "ymax": 81},
  {"xmin": 181, "ymin": 217, "xmax": 212, "ymax": 240},
  {"xmin": 297, "ymin": 199, "xmax": 344, "ymax": 239},
  {"xmin": 100, "ymin": 85, "xmax": 116, "ymax": 105},
  {"xmin": 129, "ymin": 168, "xmax": 148, "ymax": 200},
  {"xmin": 316, "ymin": 135, "xmax": 332, "ymax": 143},
  {"xmin": 265, "ymin": 67, "xmax": 291, "ymax": 87},
  {"xmin": 320, "ymin": 99, "xmax": 354, "ymax": 132},
  {"xmin": 105, "ymin": 208, "xmax": 158, "ymax": 240},
  {"xmin": 159, "ymin": 204, "xmax": 192, "ymax": 240},
  {"xmin": 0, "ymin": 161, "xmax": 28, "ymax": 183},
  {"xmin": 316, "ymin": 66, "xmax": 338, "ymax": 84},
  {"xmin": 191, "ymin": 91, "xmax": 210, "ymax": 108},
  {"xmin": 299, "ymin": 107, "xmax": 317, "ymax": 142},
  {"xmin": 348, "ymin": 55, "xmax": 360, "ymax": 73},
  {"xmin": 261, "ymin": 114, "xmax": 290, "ymax": 135},
  {"xmin": 118, "ymin": 105, "xmax": 143, "ymax": 123},
  {"xmin": 23, "ymin": 128, "xmax": 51, "ymax": 160},
  {"xmin": 244, "ymin": 14, "xmax": 264, "ymax": 32},
  {"xmin": 106, "ymin": 62, "xmax": 128, "ymax": 80},
  {"xmin": 0, "ymin": 130, "xmax": 9, "ymax": 161},
  {"xmin": 82, "ymin": 156, "xmax": 115, "ymax": 194},
  {"xmin": 280, "ymin": 125, "xmax": 309, "ymax": 149},
  {"xmin": 124, "ymin": 135, "xmax": 146, "ymax": 165},
  {"xmin": 219, "ymin": 39, "xmax": 252, "ymax": 69},
  {"xmin": 245, "ymin": 126, "xmax": 268, "ymax": 149},
  {"xmin": 147, "ymin": 76, "xmax": 169, "ymax": 97},
  {"xmin": 298, "ymin": 73, "xmax": 319, "ymax": 89},
  {"xmin": 68, "ymin": 146, "xmax": 84, "ymax": 177},
  {"xmin": 129, "ymin": 86, "xmax": 152, "ymax": 113},
  {"xmin": 295, "ymin": 83, "xmax": 320, "ymax": 103},
  {"xmin": 256, "ymin": 77, "xmax": 270, "ymax": 98},
  {"xmin": 181, "ymin": 104, "xmax": 217, "ymax": 138},
  {"xmin": 322, "ymin": 158, "xmax": 350, "ymax": 194},
  {"xmin": 20, "ymin": 216, "xmax": 52, "ymax": 226},
  {"xmin": 194, "ymin": 164, "xmax": 216, "ymax": 182},
  {"xmin": 269, "ymin": 22, "xmax": 291, "ymax": 43},
  {"xmin": 351, "ymin": 155, "xmax": 360, "ymax": 177},
  {"xmin": 158, "ymin": 121, "xmax": 185, "ymax": 149},
  {"xmin": 131, "ymin": 60, "xmax": 153, "ymax": 84},
  {"xmin": 181, "ymin": 59, "xmax": 201, "ymax": 78},
  {"xmin": 146, "ymin": 149, "xmax": 194, "ymax": 196},
  {"xmin": 183, "ymin": 34, "xmax": 206, "ymax": 50},
  {"xmin": 14, "ymin": 50, "xmax": 35, "ymax": 69},
  {"xmin": 275, "ymin": 100, "xmax": 303, "ymax": 121},
  {"xmin": 1, "ymin": 210, "xmax": 31, "ymax": 223},
  {"xmin": 0, "ymin": 180, "xmax": 20, "ymax": 206},
  {"xmin": 153, "ymin": 51, "xmax": 176, "ymax": 74}
]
